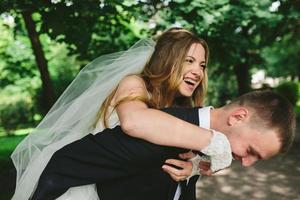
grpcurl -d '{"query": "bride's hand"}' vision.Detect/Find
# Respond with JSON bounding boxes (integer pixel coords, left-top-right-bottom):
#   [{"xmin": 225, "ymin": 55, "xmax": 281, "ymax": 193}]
[
  {"xmin": 198, "ymin": 161, "xmax": 212, "ymax": 176},
  {"xmin": 180, "ymin": 151, "xmax": 213, "ymax": 177}
]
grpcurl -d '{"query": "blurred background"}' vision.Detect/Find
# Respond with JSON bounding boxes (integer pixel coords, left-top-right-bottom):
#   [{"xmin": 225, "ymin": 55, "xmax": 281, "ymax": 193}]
[{"xmin": 0, "ymin": 0, "xmax": 299, "ymax": 199}]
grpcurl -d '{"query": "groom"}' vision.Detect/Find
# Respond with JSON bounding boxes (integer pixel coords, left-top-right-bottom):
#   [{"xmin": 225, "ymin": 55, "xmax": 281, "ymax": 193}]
[{"xmin": 31, "ymin": 90, "xmax": 295, "ymax": 200}]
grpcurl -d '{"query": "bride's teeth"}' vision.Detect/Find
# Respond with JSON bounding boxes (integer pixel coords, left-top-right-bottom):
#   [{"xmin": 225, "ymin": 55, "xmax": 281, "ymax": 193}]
[{"xmin": 184, "ymin": 79, "xmax": 194, "ymax": 85}]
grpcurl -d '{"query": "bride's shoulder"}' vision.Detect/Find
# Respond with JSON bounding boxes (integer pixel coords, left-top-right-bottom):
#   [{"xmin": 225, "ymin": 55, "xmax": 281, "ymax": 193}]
[
  {"xmin": 118, "ymin": 75, "xmax": 146, "ymax": 90},
  {"xmin": 120, "ymin": 74, "xmax": 145, "ymax": 84},
  {"xmin": 111, "ymin": 75, "xmax": 148, "ymax": 104}
]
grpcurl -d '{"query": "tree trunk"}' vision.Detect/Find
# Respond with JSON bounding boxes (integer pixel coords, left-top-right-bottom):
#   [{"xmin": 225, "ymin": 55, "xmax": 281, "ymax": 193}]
[
  {"xmin": 22, "ymin": 10, "xmax": 55, "ymax": 111},
  {"xmin": 233, "ymin": 63, "xmax": 251, "ymax": 95}
]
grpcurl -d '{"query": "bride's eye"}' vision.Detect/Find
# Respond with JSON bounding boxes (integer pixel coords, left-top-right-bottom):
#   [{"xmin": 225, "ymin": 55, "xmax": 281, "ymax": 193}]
[{"xmin": 185, "ymin": 58, "xmax": 194, "ymax": 64}]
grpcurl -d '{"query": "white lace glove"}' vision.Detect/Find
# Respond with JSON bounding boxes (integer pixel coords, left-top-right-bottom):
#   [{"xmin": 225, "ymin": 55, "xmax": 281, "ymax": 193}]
[
  {"xmin": 200, "ymin": 130, "xmax": 233, "ymax": 173},
  {"xmin": 185, "ymin": 131, "xmax": 232, "ymax": 182},
  {"xmin": 186, "ymin": 153, "xmax": 210, "ymax": 181}
]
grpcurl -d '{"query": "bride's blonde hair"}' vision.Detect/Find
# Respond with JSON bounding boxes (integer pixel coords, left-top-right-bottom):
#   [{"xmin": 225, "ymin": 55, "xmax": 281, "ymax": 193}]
[{"xmin": 100, "ymin": 27, "xmax": 209, "ymax": 127}]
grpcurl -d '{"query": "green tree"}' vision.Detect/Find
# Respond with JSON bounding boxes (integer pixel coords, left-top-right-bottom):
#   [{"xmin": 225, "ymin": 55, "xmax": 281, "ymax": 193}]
[
  {"xmin": 263, "ymin": 33, "xmax": 300, "ymax": 80},
  {"xmin": 263, "ymin": 0, "xmax": 300, "ymax": 80},
  {"xmin": 166, "ymin": 0, "xmax": 285, "ymax": 95},
  {"xmin": 0, "ymin": 0, "xmax": 158, "ymax": 110},
  {"xmin": 0, "ymin": 15, "xmax": 81, "ymax": 132},
  {"xmin": 1, "ymin": 0, "xmax": 56, "ymax": 110}
]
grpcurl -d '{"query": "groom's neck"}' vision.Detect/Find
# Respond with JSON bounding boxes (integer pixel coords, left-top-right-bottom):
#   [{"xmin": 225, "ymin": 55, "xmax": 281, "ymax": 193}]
[{"xmin": 210, "ymin": 107, "xmax": 227, "ymax": 135}]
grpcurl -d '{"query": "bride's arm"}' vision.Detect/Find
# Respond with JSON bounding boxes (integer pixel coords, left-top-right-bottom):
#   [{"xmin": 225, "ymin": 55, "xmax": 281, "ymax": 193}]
[{"xmin": 112, "ymin": 75, "xmax": 212, "ymax": 151}]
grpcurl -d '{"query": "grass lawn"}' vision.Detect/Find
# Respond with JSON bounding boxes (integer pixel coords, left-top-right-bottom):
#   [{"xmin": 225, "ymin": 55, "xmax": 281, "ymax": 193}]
[{"xmin": 0, "ymin": 135, "xmax": 26, "ymax": 200}]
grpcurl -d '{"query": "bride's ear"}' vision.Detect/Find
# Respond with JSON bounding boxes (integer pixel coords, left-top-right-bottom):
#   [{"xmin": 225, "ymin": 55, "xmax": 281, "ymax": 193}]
[{"xmin": 228, "ymin": 107, "xmax": 249, "ymax": 126}]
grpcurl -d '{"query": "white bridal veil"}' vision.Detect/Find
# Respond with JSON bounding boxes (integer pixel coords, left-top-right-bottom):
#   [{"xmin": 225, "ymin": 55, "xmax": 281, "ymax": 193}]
[{"xmin": 11, "ymin": 39, "xmax": 155, "ymax": 199}]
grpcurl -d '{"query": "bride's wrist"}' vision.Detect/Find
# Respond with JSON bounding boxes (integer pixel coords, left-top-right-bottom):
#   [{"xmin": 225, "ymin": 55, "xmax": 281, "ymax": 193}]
[
  {"xmin": 199, "ymin": 130, "xmax": 233, "ymax": 172},
  {"xmin": 201, "ymin": 130, "xmax": 228, "ymax": 153}
]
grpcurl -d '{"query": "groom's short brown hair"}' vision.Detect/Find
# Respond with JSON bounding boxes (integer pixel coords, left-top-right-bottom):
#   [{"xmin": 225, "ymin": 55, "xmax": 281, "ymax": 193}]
[{"xmin": 226, "ymin": 90, "xmax": 296, "ymax": 153}]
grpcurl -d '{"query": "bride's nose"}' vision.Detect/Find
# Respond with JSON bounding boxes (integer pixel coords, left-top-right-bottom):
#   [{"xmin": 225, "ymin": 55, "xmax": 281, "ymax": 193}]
[{"xmin": 190, "ymin": 65, "xmax": 202, "ymax": 78}]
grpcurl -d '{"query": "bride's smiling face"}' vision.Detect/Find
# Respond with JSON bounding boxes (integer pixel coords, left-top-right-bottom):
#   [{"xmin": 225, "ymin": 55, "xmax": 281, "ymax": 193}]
[{"xmin": 178, "ymin": 43, "xmax": 206, "ymax": 97}]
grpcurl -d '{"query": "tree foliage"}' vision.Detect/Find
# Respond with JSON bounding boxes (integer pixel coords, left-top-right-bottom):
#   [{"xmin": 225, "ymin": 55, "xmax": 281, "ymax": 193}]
[
  {"xmin": 0, "ymin": 0, "xmax": 299, "ymax": 132},
  {"xmin": 160, "ymin": 0, "xmax": 299, "ymax": 97}
]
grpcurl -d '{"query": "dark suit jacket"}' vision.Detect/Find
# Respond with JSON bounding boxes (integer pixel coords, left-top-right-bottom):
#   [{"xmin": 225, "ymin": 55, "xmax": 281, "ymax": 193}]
[{"xmin": 32, "ymin": 107, "xmax": 200, "ymax": 200}]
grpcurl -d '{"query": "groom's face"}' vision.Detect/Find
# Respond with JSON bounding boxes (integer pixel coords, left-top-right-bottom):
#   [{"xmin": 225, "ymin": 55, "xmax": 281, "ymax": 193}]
[{"xmin": 227, "ymin": 122, "xmax": 281, "ymax": 167}]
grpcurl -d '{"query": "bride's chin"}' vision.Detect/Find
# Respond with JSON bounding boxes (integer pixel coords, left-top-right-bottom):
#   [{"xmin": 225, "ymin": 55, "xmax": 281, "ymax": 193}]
[
  {"xmin": 177, "ymin": 85, "xmax": 195, "ymax": 97},
  {"xmin": 180, "ymin": 92, "xmax": 193, "ymax": 98}
]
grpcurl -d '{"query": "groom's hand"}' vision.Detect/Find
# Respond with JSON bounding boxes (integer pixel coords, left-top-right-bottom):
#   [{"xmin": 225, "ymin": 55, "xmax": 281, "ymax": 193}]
[{"xmin": 161, "ymin": 158, "xmax": 193, "ymax": 182}]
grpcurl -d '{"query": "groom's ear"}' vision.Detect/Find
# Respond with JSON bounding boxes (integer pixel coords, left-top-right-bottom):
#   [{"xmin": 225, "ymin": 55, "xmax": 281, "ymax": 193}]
[{"xmin": 227, "ymin": 107, "xmax": 249, "ymax": 126}]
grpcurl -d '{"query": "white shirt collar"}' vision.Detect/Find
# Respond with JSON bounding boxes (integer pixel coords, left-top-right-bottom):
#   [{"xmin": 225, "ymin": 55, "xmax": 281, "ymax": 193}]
[
  {"xmin": 198, "ymin": 106, "xmax": 213, "ymax": 129},
  {"xmin": 174, "ymin": 106, "xmax": 213, "ymax": 200}
]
